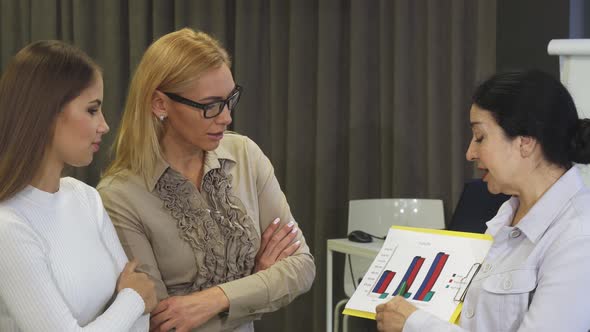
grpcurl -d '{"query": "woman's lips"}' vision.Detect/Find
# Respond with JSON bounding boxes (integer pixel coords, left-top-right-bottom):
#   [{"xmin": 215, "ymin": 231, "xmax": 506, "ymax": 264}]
[
  {"xmin": 208, "ymin": 132, "xmax": 224, "ymax": 141},
  {"xmin": 482, "ymin": 170, "xmax": 489, "ymax": 181}
]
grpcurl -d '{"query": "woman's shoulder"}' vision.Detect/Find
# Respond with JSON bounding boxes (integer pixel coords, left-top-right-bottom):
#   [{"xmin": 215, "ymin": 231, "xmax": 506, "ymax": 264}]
[
  {"xmin": 97, "ymin": 171, "xmax": 154, "ymax": 213},
  {"xmin": 542, "ymin": 188, "xmax": 590, "ymax": 253},
  {"xmin": 566, "ymin": 188, "xmax": 590, "ymax": 235},
  {"xmin": 0, "ymin": 203, "xmax": 41, "ymax": 244},
  {"xmin": 222, "ymin": 131, "xmax": 257, "ymax": 148},
  {"xmin": 220, "ymin": 131, "xmax": 265, "ymax": 159},
  {"xmin": 0, "ymin": 204, "xmax": 26, "ymax": 226},
  {"xmin": 59, "ymin": 177, "xmax": 101, "ymax": 207},
  {"xmin": 60, "ymin": 177, "xmax": 95, "ymax": 194},
  {"xmin": 97, "ymin": 171, "xmax": 145, "ymax": 195}
]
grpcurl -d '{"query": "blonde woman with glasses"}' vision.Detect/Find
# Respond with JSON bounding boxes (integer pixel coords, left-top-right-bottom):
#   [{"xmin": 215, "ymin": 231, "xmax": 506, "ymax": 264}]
[{"xmin": 98, "ymin": 28, "xmax": 315, "ymax": 332}]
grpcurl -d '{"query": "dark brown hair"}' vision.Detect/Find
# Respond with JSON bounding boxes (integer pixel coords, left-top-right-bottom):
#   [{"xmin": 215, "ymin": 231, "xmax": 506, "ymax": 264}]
[
  {"xmin": 473, "ymin": 70, "xmax": 590, "ymax": 169},
  {"xmin": 0, "ymin": 40, "xmax": 100, "ymax": 201}
]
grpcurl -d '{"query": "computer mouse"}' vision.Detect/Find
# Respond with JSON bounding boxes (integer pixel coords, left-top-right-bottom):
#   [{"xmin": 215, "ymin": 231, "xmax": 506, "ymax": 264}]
[{"xmin": 348, "ymin": 230, "xmax": 373, "ymax": 243}]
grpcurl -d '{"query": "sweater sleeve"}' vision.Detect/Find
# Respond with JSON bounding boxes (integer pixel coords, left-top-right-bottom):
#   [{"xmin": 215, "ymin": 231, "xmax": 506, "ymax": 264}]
[
  {"xmin": 0, "ymin": 208, "xmax": 146, "ymax": 332},
  {"xmin": 217, "ymin": 137, "xmax": 316, "ymax": 321}
]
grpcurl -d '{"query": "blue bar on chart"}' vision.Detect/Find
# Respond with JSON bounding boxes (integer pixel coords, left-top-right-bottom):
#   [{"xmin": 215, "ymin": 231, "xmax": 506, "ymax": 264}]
[
  {"xmin": 372, "ymin": 270, "xmax": 396, "ymax": 294},
  {"xmin": 393, "ymin": 256, "xmax": 425, "ymax": 297},
  {"xmin": 413, "ymin": 252, "xmax": 450, "ymax": 301}
]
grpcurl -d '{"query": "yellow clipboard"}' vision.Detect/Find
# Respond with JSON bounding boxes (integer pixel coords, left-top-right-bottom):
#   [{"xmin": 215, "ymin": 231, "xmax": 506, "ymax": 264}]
[{"xmin": 342, "ymin": 225, "xmax": 492, "ymax": 324}]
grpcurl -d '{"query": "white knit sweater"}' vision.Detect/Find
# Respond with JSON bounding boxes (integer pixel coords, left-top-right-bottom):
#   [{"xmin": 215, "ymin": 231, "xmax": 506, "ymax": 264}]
[{"xmin": 0, "ymin": 177, "xmax": 149, "ymax": 331}]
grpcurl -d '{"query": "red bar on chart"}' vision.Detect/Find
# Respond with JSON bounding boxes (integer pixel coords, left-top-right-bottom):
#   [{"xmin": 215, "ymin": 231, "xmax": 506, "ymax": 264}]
[
  {"xmin": 414, "ymin": 252, "xmax": 450, "ymax": 301},
  {"xmin": 393, "ymin": 256, "xmax": 425, "ymax": 296},
  {"xmin": 373, "ymin": 270, "xmax": 396, "ymax": 294}
]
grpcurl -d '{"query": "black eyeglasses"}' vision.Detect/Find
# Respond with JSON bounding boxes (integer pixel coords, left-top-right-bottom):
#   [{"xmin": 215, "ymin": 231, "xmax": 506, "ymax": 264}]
[{"xmin": 163, "ymin": 85, "xmax": 242, "ymax": 119}]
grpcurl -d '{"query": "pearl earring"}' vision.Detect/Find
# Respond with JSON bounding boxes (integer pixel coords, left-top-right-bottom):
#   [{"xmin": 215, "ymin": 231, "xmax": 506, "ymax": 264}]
[{"xmin": 159, "ymin": 115, "xmax": 165, "ymax": 121}]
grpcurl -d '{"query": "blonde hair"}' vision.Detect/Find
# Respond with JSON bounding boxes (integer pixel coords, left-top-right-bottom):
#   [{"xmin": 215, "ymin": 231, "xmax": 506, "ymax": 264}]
[{"xmin": 103, "ymin": 28, "xmax": 231, "ymax": 183}]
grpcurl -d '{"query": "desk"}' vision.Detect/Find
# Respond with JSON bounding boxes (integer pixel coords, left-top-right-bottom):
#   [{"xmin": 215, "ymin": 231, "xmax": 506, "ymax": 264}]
[{"xmin": 326, "ymin": 238, "xmax": 384, "ymax": 332}]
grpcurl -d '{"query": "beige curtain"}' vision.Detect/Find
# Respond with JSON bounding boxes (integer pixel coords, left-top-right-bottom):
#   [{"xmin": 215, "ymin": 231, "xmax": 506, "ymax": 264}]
[{"xmin": 0, "ymin": 1, "xmax": 496, "ymax": 331}]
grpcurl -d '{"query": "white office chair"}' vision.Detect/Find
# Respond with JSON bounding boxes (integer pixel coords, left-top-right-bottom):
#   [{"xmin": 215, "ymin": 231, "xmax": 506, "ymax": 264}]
[{"xmin": 335, "ymin": 198, "xmax": 445, "ymax": 332}]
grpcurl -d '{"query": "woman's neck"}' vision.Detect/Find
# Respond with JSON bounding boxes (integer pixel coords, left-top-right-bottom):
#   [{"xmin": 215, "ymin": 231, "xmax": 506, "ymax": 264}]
[
  {"xmin": 511, "ymin": 164, "xmax": 567, "ymax": 226},
  {"xmin": 161, "ymin": 135, "xmax": 205, "ymax": 187},
  {"xmin": 30, "ymin": 157, "xmax": 63, "ymax": 193}
]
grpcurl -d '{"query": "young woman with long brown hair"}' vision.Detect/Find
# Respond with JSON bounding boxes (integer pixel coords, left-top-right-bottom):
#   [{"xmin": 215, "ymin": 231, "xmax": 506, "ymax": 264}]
[{"xmin": 0, "ymin": 40, "xmax": 156, "ymax": 331}]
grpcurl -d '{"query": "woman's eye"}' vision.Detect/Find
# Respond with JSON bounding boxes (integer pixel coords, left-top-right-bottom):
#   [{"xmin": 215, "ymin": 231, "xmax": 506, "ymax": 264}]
[
  {"xmin": 203, "ymin": 102, "xmax": 221, "ymax": 111},
  {"xmin": 88, "ymin": 108, "xmax": 99, "ymax": 115},
  {"xmin": 475, "ymin": 136, "xmax": 483, "ymax": 143}
]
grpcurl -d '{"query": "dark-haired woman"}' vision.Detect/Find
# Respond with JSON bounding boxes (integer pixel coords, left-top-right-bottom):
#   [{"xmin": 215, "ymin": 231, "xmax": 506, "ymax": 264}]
[
  {"xmin": 376, "ymin": 70, "xmax": 590, "ymax": 332},
  {"xmin": 0, "ymin": 41, "xmax": 156, "ymax": 331}
]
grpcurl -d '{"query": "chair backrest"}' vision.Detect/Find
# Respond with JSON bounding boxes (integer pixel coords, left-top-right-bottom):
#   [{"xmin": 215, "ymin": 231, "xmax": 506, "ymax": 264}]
[
  {"xmin": 344, "ymin": 198, "xmax": 445, "ymax": 297},
  {"xmin": 448, "ymin": 179, "xmax": 510, "ymax": 233},
  {"xmin": 348, "ymin": 199, "xmax": 445, "ymax": 234}
]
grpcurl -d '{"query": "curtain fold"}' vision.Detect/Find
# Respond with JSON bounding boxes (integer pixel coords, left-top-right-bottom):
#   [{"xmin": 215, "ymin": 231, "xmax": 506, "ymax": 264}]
[{"xmin": 0, "ymin": 1, "xmax": 496, "ymax": 331}]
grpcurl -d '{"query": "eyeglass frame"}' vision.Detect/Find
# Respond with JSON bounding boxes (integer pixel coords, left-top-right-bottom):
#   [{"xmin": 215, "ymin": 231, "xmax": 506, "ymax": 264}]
[{"xmin": 162, "ymin": 85, "xmax": 242, "ymax": 119}]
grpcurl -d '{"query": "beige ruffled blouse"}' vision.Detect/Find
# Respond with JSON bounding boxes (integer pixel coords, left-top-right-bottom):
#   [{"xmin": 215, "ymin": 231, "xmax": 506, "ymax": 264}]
[
  {"xmin": 155, "ymin": 163, "xmax": 258, "ymax": 294},
  {"xmin": 98, "ymin": 133, "xmax": 315, "ymax": 332}
]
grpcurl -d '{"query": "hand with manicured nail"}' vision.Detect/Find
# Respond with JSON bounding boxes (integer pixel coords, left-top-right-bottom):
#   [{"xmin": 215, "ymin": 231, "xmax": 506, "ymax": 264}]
[{"xmin": 254, "ymin": 218, "xmax": 302, "ymax": 272}]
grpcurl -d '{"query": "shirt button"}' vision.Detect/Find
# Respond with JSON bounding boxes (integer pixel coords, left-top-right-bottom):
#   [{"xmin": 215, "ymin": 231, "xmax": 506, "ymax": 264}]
[
  {"xmin": 482, "ymin": 263, "xmax": 492, "ymax": 273},
  {"xmin": 509, "ymin": 229, "xmax": 521, "ymax": 238},
  {"xmin": 503, "ymin": 279, "xmax": 513, "ymax": 290},
  {"xmin": 464, "ymin": 307, "xmax": 475, "ymax": 318}
]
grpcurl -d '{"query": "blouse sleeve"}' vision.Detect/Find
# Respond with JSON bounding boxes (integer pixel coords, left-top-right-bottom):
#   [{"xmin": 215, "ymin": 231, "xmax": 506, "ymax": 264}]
[
  {"xmin": 217, "ymin": 137, "xmax": 316, "ymax": 321},
  {"xmin": 98, "ymin": 183, "xmax": 170, "ymax": 300},
  {"xmin": 403, "ymin": 310, "xmax": 467, "ymax": 332},
  {"xmin": 89, "ymin": 188, "xmax": 151, "ymax": 330},
  {"xmin": 0, "ymin": 209, "xmax": 146, "ymax": 332}
]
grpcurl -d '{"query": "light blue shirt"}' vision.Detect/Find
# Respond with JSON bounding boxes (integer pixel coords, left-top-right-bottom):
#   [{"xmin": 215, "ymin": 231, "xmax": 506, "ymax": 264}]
[{"xmin": 404, "ymin": 166, "xmax": 590, "ymax": 332}]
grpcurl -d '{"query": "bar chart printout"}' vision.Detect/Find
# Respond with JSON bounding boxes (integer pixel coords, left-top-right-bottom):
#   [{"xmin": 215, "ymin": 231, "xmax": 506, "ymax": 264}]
[
  {"xmin": 343, "ymin": 226, "xmax": 493, "ymax": 323},
  {"xmin": 413, "ymin": 252, "xmax": 450, "ymax": 301}
]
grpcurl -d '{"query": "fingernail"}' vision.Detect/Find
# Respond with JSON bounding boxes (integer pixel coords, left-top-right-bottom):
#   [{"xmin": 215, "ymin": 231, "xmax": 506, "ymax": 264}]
[
  {"xmin": 291, "ymin": 227, "xmax": 298, "ymax": 234},
  {"xmin": 273, "ymin": 218, "xmax": 280, "ymax": 224},
  {"xmin": 295, "ymin": 240, "xmax": 301, "ymax": 245},
  {"xmin": 287, "ymin": 221, "xmax": 295, "ymax": 227}
]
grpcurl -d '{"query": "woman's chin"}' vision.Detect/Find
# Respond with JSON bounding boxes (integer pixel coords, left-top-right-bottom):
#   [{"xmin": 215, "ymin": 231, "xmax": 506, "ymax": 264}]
[
  {"xmin": 66, "ymin": 156, "xmax": 93, "ymax": 168},
  {"xmin": 201, "ymin": 139, "xmax": 222, "ymax": 151},
  {"xmin": 485, "ymin": 182, "xmax": 501, "ymax": 195}
]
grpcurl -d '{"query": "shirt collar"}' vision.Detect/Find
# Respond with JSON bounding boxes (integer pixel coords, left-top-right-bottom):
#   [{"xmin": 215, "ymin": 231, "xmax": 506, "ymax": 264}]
[
  {"xmin": 485, "ymin": 166, "xmax": 584, "ymax": 243},
  {"xmin": 485, "ymin": 197, "xmax": 517, "ymax": 236},
  {"xmin": 146, "ymin": 142, "xmax": 237, "ymax": 192}
]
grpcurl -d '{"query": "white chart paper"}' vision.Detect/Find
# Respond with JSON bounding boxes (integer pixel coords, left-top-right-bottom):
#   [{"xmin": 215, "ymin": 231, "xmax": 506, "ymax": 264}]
[{"xmin": 344, "ymin": 226, "xmax": 493, "ymax": 322}]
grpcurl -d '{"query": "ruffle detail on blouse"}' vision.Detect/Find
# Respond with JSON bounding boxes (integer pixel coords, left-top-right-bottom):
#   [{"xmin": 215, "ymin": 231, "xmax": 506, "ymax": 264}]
[{"xmin": 155, "ymin": 160, "xmax": 258, "ymax": 294}]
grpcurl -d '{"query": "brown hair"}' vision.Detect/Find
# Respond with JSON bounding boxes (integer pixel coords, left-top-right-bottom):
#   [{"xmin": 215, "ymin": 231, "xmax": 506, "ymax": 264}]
[
  {"xmin": 103, "ymin": 28, "xmax": 231, "ymax": 184},
  {"xmin": 0, "ymin": 40, "xmax": 100, "ymax": 202}
]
